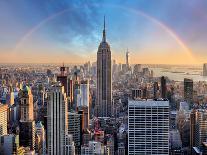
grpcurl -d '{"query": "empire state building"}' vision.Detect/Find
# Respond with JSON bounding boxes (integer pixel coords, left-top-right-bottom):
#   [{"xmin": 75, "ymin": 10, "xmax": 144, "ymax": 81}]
[{"xmin": 96, "ymin": 17, "xmax": 112, "ymax": 117}]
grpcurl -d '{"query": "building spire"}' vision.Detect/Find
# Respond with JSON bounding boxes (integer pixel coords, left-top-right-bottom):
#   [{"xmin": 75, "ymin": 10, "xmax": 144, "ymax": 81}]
[{"xmin": 102, "ymin": 15, "xmax": 106, "ymax": 42}]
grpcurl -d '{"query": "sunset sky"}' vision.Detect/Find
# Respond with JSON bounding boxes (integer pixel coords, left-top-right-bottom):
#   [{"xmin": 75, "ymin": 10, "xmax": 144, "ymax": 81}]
[{"xmin": 0, "ymin": 0, "xmax": 207, "ymax": 64}]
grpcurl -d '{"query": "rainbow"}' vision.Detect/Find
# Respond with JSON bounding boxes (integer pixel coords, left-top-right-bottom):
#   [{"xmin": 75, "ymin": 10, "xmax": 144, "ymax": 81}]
[{"xmin": 13, "ymin": 4, "xmax": 196, "ymax": 63}]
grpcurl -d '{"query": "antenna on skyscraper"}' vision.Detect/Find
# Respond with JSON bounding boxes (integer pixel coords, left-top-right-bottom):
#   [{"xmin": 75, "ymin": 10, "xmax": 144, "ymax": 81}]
[{"xmin": 102, "ymin": 15, "xmax": 106, "ymax": 42}]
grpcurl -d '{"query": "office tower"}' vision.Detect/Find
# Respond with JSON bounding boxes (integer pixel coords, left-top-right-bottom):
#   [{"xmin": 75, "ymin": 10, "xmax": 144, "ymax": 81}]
[
  {"xmin": 57, "ymin": 64, "xmax": 73, "ymax": 104},
  {"xmin": 176, "ymin": 105, "xmax": 190, "ymax": 148},
  {"xmin": 153, "ymin": 82, "xmax": 159, "ymax": 99},
  {"xmin": 161, "ymin": 76, "xmax": 167, "ymax": 98},
  {"xmin": 80, "ymin": 80, "xmax": 89, "ymax": 107},
  {"xmin": 184, "ymin": 78, "xmax": 193, "ymax": 105},
  {"xmin": 126, "ymin": 49, "xmax": 129, "ymax": 68},
  {"xmin": 0, "ymin": 104, "xmax": 7, "ymax": 135},
  {"xmin": 68, "ymin": 110, "xmax": 83, "ymax": 154},
  {"xmin": 128, "ymin": 99, "xmax": 169, "ymax": 155},
  {"xmin": 65, "ymin": 134, "xmax": 75, "ymax": 155},
  {"xmin": 190, "ymin": 110, "xmax": 207, "ymax": 152},
  {"xmin": 47, "ymin": 84, "xmax": 67, "ymax": 155},
  {"xmin": 96, "ymin": 16, "xmax": 112, "ymax": 117},
  {"xmin": 18, "ymin": 86, "xmax": 35, "ymax": 150},
  {"xmin": 73, "ymin": 80, "xmax": 80, "ymax": 109},
  {"xmin": 203, "ymin": 63, "xmax": 207, "ymax": 76},
  {"xmin": 131, "ymin": 89, "xmax": 142, "ymax": 99},
  {"xmin": 0, "ymin": 134, "xmax": 19, "ymax": 155},
  {"xmin": 76, "ymin": 80, "xmax": 90, "ymax": 129}
]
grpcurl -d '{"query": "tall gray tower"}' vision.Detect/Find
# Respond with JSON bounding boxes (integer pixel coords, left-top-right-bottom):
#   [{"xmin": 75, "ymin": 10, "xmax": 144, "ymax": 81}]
[
  {"xmin": 126, "ymin": 48, "xmax": 129, "ymax": 68},
  {"xmin": 47, "ymin": 83, "xmax": 67, "ymax": 155},
  {"xmin": 96, "ymin": 17, "xmax": 112, "ymax": 117}
]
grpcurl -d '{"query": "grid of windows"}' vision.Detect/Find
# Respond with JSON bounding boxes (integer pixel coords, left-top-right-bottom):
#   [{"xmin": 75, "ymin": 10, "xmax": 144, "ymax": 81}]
[
  {"xmin": 0, "ymin": 104, "xmax": 7, "ymax": 136},
  {"xmin": 128, "ymin": 100, "xmax": 169, "ymax": 155}
]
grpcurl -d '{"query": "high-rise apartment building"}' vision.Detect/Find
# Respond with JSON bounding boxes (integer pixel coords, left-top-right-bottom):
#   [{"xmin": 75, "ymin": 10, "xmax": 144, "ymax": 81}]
[
  {"xmin": 47, "ymin": 84, "xmax": 67, "ymax": 155},
  {"xmin": 128, "ymin": 99, "xmax": 169, "ymax": 155},
  {"xmin": 96, "ymin": 17, "xmax": 112, "ymax": 117}
]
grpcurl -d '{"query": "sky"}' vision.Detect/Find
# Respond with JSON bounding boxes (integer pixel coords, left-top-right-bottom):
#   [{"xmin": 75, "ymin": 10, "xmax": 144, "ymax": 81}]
[{"xmin": 0, "ymin": 0, "xmax": 207, "ymax": 64}]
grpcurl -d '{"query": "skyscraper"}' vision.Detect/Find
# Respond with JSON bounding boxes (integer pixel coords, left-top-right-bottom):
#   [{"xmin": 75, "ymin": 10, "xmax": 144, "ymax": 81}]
[
  {"xmin": 68, "ymin": 110, "xmax": 83, "ymax": 154},
  {"xmin": 19, "ymin": 86, "xmax": 34, "ymax": 121},
  {"xmin": 0, "ymin": 104, "xmax": 7, "ymax": 136},
  {"xmin": 57, "ymin": 64, "xmax": 71, "ymax": 97},
  {"xmin": 57, "ymin": 64, "xmax": 68, "ymax": 95},
  {"xmin": 128, "ymin": 99, "xmax": 169, "ymax": 155},
  {"xmin": 203, "ymin": 63, "xmax": 207, "ymax": 76},
  {"xmin": 47, "ymin": 84, "xmax": 67, "ymax": 155},
  {"xmin": 190, "ymin": 110, "xmax": 207, "ymax": 153},
  {"xmin": 18, "ymin": 85, "xmax": 35, "ymax": 150},
  {"xmin": 161, "ymin": 76, "xmax": 167, "ymax": 98},
  {"xmin": 57, "ymin": 64, "xmax": 73, "ymax": 105},
  {"xmin": 126, "ymin": 49, "xmax": 129, "ymax": 69},
  {"xmin": 96, "ymin": 16, "xmax": 112, "ymax": 117},
  {"xmin": 80, "ymin": 80, "xmax": 89, "ymax": 107},
  {"xmin": 184, "ymin": 78, "xmax": 193, "ymax": 105}
]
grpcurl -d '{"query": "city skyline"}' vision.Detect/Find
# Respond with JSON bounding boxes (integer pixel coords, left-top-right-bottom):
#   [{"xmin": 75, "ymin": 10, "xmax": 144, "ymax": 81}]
[
  {"xmin": 0, "ymin": 0, "xmax": 207, "ymax": 64},
  {"xmin": 2, "ymin": 1, "xmax": 207, "ymax": 154}
]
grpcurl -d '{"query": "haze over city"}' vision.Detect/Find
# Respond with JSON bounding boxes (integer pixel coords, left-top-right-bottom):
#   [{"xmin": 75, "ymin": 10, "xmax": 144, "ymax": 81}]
[{"xmin": 1, "ymin": 0, "xmax": 207, "ymax": 64}]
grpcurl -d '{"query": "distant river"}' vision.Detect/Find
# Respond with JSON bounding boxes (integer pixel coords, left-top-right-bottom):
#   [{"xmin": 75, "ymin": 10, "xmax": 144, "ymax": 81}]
[{"xmin": 149, "ymin": 65, "xmax": 207, "ymax": 82}]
